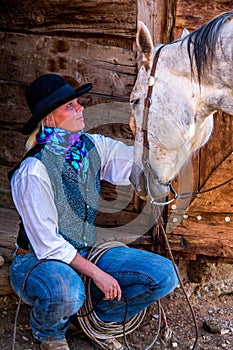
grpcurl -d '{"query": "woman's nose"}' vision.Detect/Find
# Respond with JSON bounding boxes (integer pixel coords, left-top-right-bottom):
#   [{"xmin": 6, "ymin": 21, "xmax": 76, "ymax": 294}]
[{"xmin": 75, "ymin": 102, "xmax": 84, "ymax": 112}]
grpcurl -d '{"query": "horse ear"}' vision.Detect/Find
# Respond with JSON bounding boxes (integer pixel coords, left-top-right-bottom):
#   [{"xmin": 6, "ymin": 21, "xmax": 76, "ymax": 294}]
[
  {"xmin": 136, "ymin": 21, "xmax": 153, "ymax": 70},
  {"xmin": 180, "ymin": 28, "xmax": 190, "ymax": 39}
]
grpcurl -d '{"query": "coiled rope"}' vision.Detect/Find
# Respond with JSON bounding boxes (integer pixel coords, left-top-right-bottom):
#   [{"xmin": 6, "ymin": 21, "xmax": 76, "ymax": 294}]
[{"xmin": 77, "ymin": 241, "xmax": 162, "ymax": 350}]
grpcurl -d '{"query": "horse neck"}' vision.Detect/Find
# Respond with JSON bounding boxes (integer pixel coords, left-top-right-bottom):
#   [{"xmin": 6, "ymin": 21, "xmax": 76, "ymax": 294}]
[{"xmin": 159, "ymin": 41, "xmax": 233, "ymax": 118}]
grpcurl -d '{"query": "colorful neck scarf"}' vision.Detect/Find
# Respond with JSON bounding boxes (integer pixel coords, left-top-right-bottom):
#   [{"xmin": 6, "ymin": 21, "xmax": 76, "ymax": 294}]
[{"xmin": 36, "ymin": 127, "xmax": 89, "ymax": 181}]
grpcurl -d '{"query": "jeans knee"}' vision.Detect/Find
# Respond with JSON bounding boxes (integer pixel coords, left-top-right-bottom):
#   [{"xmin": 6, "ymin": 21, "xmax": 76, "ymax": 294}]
[
  {"xmin": 71, "ymin": 290, "xmax": 86, "ymax": 314},
  {"xmin": 36, "ymin": 283, "xmax": 86, "ymax": 321},
  {"xmin": 145, "ymin": 259, "xmax": 178, "ymax": 302},
  {"xmin": 168, "ymin": 260, "xmax": 179, "ymax": 288},
  {"xmin": 59, "ymin": 280, "xmax": 86, "ymax": 316},
  {"xmin": 158, "ymin": 259, "xmax": 179, "ymax": 296},
  {"xmin": 32, "ymin": 267, "xmax": 86, "ymax": 317}
]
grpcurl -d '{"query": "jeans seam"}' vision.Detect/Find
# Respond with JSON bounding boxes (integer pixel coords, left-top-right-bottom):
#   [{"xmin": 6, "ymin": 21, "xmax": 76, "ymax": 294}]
[
  {"xmin": 95, "ymin": 270, "xmax": 157, "ymax": 314},
  {"xmin": 111, "ymin": 270, "xmax": 156, "ymax": 284}
]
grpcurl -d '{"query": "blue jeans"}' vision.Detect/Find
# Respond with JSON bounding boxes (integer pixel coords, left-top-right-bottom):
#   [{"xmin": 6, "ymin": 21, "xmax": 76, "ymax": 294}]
[{"xmin": 10, "ymin": 247, "xmax": 178, "ymax": 342}]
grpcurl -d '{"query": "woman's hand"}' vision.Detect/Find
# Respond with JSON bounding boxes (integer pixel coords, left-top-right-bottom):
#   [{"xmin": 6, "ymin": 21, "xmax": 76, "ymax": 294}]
[
  {"xmin": 70, "ymin": 253, "xmax": 122, "ymax": 301},
  {"xmin": 92, "ymin": 269, "xmax": 122, "ymax": 301}
]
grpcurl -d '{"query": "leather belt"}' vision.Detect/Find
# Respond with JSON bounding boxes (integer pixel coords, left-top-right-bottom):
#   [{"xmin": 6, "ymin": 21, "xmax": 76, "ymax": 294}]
[{"xmin": 14, "ymin": 247, "xmax": 29, "ymax": 256}]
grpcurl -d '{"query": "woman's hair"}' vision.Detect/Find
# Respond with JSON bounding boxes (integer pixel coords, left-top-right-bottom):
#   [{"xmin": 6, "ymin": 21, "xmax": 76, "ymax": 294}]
[
  {"xmin": 25, "ymin": 113, "xmax": 54, "ymax": 151},
  {"xmin": 25, "ymin": 122, "xmax": 42, "ymax": 151}
]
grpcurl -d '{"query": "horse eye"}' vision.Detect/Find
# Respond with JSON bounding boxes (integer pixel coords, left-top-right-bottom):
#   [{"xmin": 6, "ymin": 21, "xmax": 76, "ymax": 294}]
[{"xmin": 130, "ymin": 99, "xmax": 140, "ymax": 108}]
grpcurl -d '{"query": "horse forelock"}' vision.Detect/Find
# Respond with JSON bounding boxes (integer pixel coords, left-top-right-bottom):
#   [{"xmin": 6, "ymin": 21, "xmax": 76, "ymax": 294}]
[{"xmin": 186, "ymin": 11, "xmax": 233, "ymax": 84}]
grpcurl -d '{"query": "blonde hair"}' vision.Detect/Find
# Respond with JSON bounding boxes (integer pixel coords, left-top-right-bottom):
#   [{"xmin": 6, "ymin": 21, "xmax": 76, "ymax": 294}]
[
  {"xmin": 25, "ymin": 121, "xmax": 42, "ymax": 152},
  {"xmin": 25, "ymin": 111, "xmax": 57, "ymax": 151}
]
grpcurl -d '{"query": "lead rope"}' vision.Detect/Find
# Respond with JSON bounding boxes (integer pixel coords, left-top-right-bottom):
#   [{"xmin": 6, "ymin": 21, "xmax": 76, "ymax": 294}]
[
  {"xmin": 147, "ymin": 175, "xmax": 233, "ymax": 206},
  {"xmin": 152, "ymin": 205, "xmax": 199, "ymax": 350}
]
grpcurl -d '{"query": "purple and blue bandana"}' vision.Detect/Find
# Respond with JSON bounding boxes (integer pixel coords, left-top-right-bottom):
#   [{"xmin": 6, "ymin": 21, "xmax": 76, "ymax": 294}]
[{"xmin": 37, "ymin": 127, "xmax": 89, "ymax": 181}]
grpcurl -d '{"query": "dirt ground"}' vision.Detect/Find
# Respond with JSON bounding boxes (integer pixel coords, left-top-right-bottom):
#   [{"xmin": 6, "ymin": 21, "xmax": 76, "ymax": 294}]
[{"xmin": 1, "ymin": 263, "xmax": 233, "ymax": 350}]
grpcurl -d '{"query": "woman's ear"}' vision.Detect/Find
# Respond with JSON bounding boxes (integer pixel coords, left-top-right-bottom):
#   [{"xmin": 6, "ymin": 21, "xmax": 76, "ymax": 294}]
[{"xmin": 44, "ymin": 113, "xmax": 56, "ymax": 127}]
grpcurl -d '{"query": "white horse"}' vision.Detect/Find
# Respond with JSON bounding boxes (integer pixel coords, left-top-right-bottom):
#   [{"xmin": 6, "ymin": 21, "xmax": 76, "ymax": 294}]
[{"xmin": 130, "ymin": 11, "xmax": 233, "ymax": 201}]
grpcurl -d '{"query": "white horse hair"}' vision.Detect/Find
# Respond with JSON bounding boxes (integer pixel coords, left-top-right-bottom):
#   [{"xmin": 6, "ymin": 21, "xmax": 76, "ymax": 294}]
[{"xmin": 130, "ymin": 11, "xmax": 233, "ymax": 201}]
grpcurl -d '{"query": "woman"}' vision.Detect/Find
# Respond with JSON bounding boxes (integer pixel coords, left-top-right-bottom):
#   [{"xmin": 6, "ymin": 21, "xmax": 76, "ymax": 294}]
[{"xmin": 9, "ymin": 73, "xmax": 178, "ymax": 350}]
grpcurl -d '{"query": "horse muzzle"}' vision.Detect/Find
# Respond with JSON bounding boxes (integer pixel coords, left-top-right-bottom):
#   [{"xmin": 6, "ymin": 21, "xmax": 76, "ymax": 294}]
[
  {"xmin": 129, "ymin": 167, "xmax": 148, "ymax": 200},
  {"xmin": 130, "ymin": 163, "xmax": 170, "ymax": 201}
]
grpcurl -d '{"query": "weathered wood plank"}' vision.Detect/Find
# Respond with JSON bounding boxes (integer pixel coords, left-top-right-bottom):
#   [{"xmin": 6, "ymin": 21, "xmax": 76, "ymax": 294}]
[
  {"xmin": 168, "ymin": 152, "xmax": 233, "ymax": 223},
  {"xmin": 165, "ymin": 153, "xmax": 233, "ymax": 259},
  {"xmin": 138, "ymin": 0, "xmax": 178, "ymax": 45},
  {"xmin": 0, "ymin": 208, "xmax": 19, "ymax": 258},
  {"xmin": 0, "ymin": 32, "xmax": 136, "ymax": 97},
  {"xmin": 0, "ymin": 208, "xmax": 18, "ymax": 295},
  {"xmin": 99, "ymin": 183, "xmax": 134, "ymax": 208},
  {"xmin": 0, "ymin": 188, "xmax": 13, "ymax": 209},
  {"xmin": 96, "ymin": 227, "xmax": 149, "ymax": 247},
  {"xmin": 90, "ymin": 178, "xmax": 154, "ymax": 233},
  {"xmin": 96, "ymin": 209, "xmax": 153, "ymax": 228},
  {"xmin": 0, "ymin": 164, "xmax": 14, "ymax": 208},
  {"xmin": 199, "ymin": 113, "xmax": 233, "ymax": 189},
  {"xmin": 188, "ymin": 153, "xmax": 233, "ymax": 214},
  {"xmin": 0, "ymin": 81, "xmax": 29, "ymax": 124},
  {"xmin": 166, "ymin": 231, "xmax": 233, "ymax": 258},
  {"xmin": 174, "ymin": 0, "xmax": 233, "ymax": 37},
  {"xmin": 0, "ymin": 0, "xmax": 137, "ymax": 42},
  {"xmin": 0, "ymin": 265, "xmax": 13, "ymax": 295},
  {"xmin": 1, "ymin": 129, "xmax": 26, "ymax": 164},
  {"xmin": 172, "ymin": 212, "xmax": 232, "ymax": 237}
]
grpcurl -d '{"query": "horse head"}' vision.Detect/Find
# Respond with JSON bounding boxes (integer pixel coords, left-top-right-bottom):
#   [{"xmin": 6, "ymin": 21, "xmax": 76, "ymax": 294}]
[{"xmin": 130, "ymin": 12, "xmax": 233, "ymax": 201}]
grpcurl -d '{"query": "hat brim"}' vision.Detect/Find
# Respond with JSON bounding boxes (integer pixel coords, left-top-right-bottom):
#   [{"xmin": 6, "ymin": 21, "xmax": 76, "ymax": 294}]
[{"xmin": 22, "ymin": 83, "xmax": 93, "ymax": 135}]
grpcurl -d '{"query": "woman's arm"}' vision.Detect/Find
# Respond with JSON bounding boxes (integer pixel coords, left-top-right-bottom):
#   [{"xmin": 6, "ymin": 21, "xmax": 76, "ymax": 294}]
[
  {"xmin": 11, "ymin": 157, "xmax": 77, "ymax": 263},
  {"xmin": 70, "ymin": 253, "xmax": 122, "ymax": 301},
  {"xmin": 87, "ymin": 134, "xmax": 134, "ymax": 185}
]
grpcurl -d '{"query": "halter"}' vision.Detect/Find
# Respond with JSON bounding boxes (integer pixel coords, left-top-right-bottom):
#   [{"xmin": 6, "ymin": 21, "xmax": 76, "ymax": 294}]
[{"xmin": 141, "ymin": 45, "xmax": 176, "ymax": 206}]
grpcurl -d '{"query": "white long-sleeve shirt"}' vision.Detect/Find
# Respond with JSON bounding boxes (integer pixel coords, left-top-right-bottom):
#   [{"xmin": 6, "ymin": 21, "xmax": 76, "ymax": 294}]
[{"xmin": 11, "ymin": 134, "xmax": 133, "ymax": 263}]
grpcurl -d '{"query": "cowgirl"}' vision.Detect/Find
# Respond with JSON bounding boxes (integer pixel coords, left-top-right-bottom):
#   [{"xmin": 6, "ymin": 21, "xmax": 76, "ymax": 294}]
[{"xmin": 9, "ymin": 74, "xmax": 178, "ymax": 350}]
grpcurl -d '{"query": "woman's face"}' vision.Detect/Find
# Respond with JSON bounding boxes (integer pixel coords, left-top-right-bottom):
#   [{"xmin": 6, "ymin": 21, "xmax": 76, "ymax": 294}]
[{"xmin": 45, "ymin": 99, "xmax": 85, "ymax": 132}]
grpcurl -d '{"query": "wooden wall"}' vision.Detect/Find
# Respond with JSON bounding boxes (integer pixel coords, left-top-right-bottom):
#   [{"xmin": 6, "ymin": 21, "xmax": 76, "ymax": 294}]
[
  {"xmin": 0, "ymin": 0, "xmax": 232, "ymax": 294},
  {"xmin": 0, "ymin": 0, "xmax": 138, "ymax": 209}
]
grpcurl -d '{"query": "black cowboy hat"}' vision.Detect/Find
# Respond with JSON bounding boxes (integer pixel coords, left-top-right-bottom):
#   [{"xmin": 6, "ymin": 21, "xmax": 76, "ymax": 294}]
[{"xmin": 22, "ymin": 73, "xmax": 93, "ymax": 135}]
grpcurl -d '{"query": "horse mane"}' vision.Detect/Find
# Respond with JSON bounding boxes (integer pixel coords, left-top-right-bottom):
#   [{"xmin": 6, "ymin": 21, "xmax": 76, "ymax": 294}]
[{"xmin": 185, "ymin": 11, "xmax": 233, "ymax": 84}]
